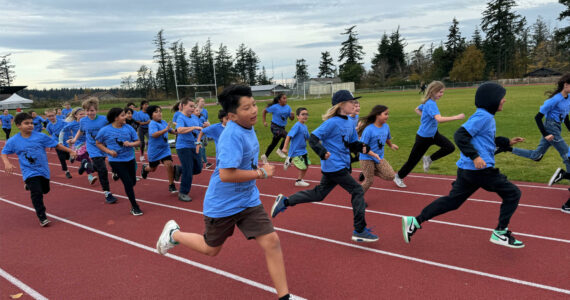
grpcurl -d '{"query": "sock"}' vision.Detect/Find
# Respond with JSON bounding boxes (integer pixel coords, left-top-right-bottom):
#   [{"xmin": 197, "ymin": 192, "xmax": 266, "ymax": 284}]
[
  {"xmin": 278, "ymin": 294, "xmax": 290, "ymax": 300},
  {"xmin": 495, "ymin": 226, "xmax": 507, "ymax": 231},
  {"xmin": 169, "ymin": 228, "xmax": 180, "ymax": 244},
  {"xmin": 296, "ymin": 179, "xmax": 301, "ymax": 182}
]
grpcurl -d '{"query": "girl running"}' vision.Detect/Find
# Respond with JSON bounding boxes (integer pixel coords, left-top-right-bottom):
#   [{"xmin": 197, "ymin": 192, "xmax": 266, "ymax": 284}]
[
  {"xmin": 281, "ymin": 107, "xmax": 311, "ymax": 187},
  {"xmin": 61, "ymin": 108, "xmax": 97, "ymax": 184},
  {"xmin": 45, "ymin": 109, "xmax": 71, "ymax": 179},
  {"xmin": 175, "ymin": 98, "xmax": 203, "ymax": 202},
  {"xmin": 394, "ymin": 81, "xmax": 464, "ymax": 188},
  {"xmin": 1, "ymin": 109, "xmax": 14, "ymax": 139},
  {"xmin": 261, "ymin": 93, "xmax": 294, "ymax": 163},
  {"xmin": 194, "ymin": 105, "xmax": 212, "ymax": 168}
]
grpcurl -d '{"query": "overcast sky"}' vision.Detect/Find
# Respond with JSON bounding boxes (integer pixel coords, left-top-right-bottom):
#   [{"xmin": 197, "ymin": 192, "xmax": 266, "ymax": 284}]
[{"xmin": 1, "ymin": 0, "xmax": 565, "ymax": 89}]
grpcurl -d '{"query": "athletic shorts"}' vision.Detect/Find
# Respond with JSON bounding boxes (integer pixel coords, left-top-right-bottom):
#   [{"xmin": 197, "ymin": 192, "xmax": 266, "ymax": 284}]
[
  {"xmin": 149, "ymin": 155, "xmax": 173, "ymax": 168},
  {"xmin": 292, "ymin": 154, "xmax": 310, "ymax": 170},
  {"xmin": 203, "ymin": 204, "xmax": 275, "ymax": 247},
  {"xmin": 270, "ymin": 122, "xmax": 287, "ymax": 138}
]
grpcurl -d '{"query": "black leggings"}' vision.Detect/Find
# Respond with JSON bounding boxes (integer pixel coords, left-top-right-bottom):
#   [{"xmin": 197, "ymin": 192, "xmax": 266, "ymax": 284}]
[
  {"xmin": 25, "ymin": 176, "xmax": 50, "ymax": 220},
  {"xmin": 92, "ymin": 156, "xmax": 110, "ymax": 191},
  {"xmin": 109, "ymin": 160, "xmax": 139, "ymax": 209},
  {"xmin": 138, "ymin": 127, "xmax": 148, "ymax": 154},
  {"xmin": 56, "ymin": 149, "xmax": 69, "ymax": 171},
  {"xmin": 397, "ymin": 131, "xmax": 455, "ymax": 179},
  {"xmin": 264, "ymin": 123, "xmax": 287, "ymax": 157},
  {"xmin": 3, "ymin": 128, "xmax": 10, "ymax": 139}
]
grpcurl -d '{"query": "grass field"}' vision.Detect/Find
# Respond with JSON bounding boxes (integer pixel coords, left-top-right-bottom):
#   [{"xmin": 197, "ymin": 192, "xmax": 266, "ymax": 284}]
[{"xmin": 2, "ymin": 84, "xmax": 566, "ymax": 184}]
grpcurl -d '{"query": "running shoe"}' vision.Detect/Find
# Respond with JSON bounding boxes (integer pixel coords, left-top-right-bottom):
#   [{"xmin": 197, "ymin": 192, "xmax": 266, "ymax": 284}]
[
  {"xmin": 156, "ymin": 220, "xmax": 180, "ymax": 255},
  {"xmin": 130, "ymin": 207, "xmax": 143, "ymax": 216},
  {"xmin": 271, "ymin": 194, "xmax": 287, "ymax": 218},
  {"xmin": 422, "ymin": 156, "xmax": 432, "ymax": 173},
  {"xmin": 358, "ymin": 173, "xmax": 365, "ymax": 182},
  {"xmin": 39, "ymin": 218, "xmax": 51, "ymax": 227},
  {"xmin": 65, "ymin": 171, "xmax": 72, "ymax": 179},
  {"xmin": 88, "ymin": 174, "xmax": 98, "ymax": 185},
  {"xmin": 393, "ymin": 174, "xmax": 407, "ymax": 188},
  {"xmin": 205, "ymin": 162, "xmax": 213, "ymax": 169},
  {"xmin": 168, "ymin": 183, "xmax": 177, "ymax": 193},
  {"xmin": 260, "ymin": 154, "xmax": 268, "ymax": 164},
  {"xmin": 112, "ymin": 172, "xmax": 119, "ymax": 181},
  {"xmin": 178, "ymin": 193, "xmax": 192, "ymax": 202},
  {"xmin": 276, "ymin": 149, "xmax": 287, "ymax": 158},
  {"xmin": 402, "ymin": 216, "xmax": 421, "ymax": 243},
  {"xmin": 283, "ymin": 157, "xmax": 291, "ymax": 171},
  {"xmin": 105, "ymin": 192, "xmax": 117, "ymax": 204},
  {"xmin": 351, "ymin": 227, "xmax": 379, "ymax": 242},
  {"xmin": 141, "ymin": 164, "xmax": 149, "ymax": 179},
  {"xmin": 562, "ymin": 202, "xmax": 570, "ymax": 214},
  {"xmin": 548, "ymin": 168, "xmax": 565, "ymax": 186},
  {"xmin": 489, "ymin": 229, "xmax": 524, "ymax": 248},
  {"xmin": 294, "ymin": 180, "xmax": 310, "ymax": 187}
]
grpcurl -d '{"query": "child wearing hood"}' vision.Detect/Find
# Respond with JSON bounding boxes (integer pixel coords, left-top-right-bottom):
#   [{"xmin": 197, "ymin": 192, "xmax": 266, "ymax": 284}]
[{"xmin": 402, "ymin": 82, "xmax": 526, "ymax": 248}]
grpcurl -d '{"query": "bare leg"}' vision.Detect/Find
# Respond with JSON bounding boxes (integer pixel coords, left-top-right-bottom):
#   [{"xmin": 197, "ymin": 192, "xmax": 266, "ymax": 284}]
[
  {"xmin": 171, "ymin": 230, "xmax": 223, "ymax": 256},
  {"xmin": 164, "ymin": 160, "xmax": 174, "ymax": 184},
  {"xmin": 297, "ymin": 168, "xmax": 307, "ymax": 181},
  {"xmin": 256, "ymin": 232, "xmax": 289, "ymax": 298}
]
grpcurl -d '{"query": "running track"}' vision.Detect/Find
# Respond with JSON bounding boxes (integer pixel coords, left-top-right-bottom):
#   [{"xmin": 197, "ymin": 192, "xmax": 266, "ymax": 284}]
[{"xmin": 1, "ymin": 141, "xmax": 569, "ymax": 299}]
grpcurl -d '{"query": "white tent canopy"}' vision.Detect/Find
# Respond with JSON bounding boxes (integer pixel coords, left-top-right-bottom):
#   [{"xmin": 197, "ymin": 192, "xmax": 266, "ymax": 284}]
[{"xmin": 0, "ymin": 93, "xmax": 33, "ymax": 109}]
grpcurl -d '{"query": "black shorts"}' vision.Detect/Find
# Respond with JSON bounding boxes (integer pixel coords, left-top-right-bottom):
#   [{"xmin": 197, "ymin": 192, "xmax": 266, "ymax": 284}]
[
  {"xmin": 149, "ymin": 155, "xmax": 173, "ymax": 168},
  {"xmin": 270, "ymin": 123, "xmax": 287, "ymax": 138},
  {"xmin": 203, "ymin": 204, "xmax": 275, "ymax": 247}
]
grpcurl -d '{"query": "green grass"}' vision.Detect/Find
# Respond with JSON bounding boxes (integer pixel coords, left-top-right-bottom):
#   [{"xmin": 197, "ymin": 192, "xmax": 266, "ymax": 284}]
[{"xmin": 3, "ymin": 85, "xmax": 565, "ymax": 183}]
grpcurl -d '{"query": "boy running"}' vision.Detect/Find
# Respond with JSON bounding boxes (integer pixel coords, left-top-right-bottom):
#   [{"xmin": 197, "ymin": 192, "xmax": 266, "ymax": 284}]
[{"xmin": 281, "ymin": 107, "xmax": 311, "ymax": 187}]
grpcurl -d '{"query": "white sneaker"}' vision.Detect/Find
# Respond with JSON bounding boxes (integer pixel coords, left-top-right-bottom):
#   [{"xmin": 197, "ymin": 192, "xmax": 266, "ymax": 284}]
[
  {"xmin": 276, "ymin": 149, "xmax": 287, "ymax": 158},
  {"xmin": 422, "ymin": 156, "xmax": 432, "ymax": 173},
  {"xmin": 140, "ymin": 155, "xmax": 145, "ymax": 162},
  {"xmin": 156, "ymin": 220, "xmax": 180, "ymax": 255},
  {"xmin": 393, "ymin": 174, "xmax": 407, "ymax": 188},
  {"xmin": 284, "ymin": 157, "xmax": 291, "ymax": 170},
  {"xmin": 295, "ymin": 180, "xmax": 310, "ymax": 187},
  {"xmin": 260, "ymin": 154, "xmax": 268, "ymax": 164}
]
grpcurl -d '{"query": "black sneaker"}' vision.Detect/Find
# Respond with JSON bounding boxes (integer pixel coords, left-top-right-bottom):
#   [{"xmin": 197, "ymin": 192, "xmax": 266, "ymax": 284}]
[
  {"xmin": 130, "ymin": 207, "xmax": 143, "ymax": 216},
  {"xmin": 205, "ymin": 162, "xmax": 213, "ymax": 169},
  {"xmin": 168, "ymin": 183, "xmax": 177, "ymax": 193},
  {"xmin": 174, "ymin": 165, "xmax": 182, "ymax": 182},
  {"xmin": 562, "ymin": 200, "xmax": 570, "ymax": 214},
  {"xmin": 358, "ymin": 173, "xmax": 365, "ymax": 182},
  {"xmin": 65, "ymin": 171, "xmax": 72, "ymax": 179},
  {"xmin": 532, "ymin": 153, "xmax": 544, "ymax": 162},
  {"xmin": 25, "ymin": 184, "xmax": 29, "ymax": 191},
  {"xmin": 141, "ymin": 164, "xmax": 149, "ymax": 179},
  {"xmin": 69, "ymin": 156, "xmax": 75, "ymax": 164},
  {"xmin": 39, "ymin": 218, "xmax": 51, "ymax": 227},
  {"xmin": 402, "ymin": 216, "xmax": 421, "ymax": 243},
  {"xmin": 112, "ymin": 172, "xmax": 119, "ymax": 181},
  {"xmin": 78, "ymin": 159, "xmax": 87, "ymax": 175},
  {"xmin": 548, "ymin": 168, "xmax": 565, "ymax": 186},
  {"xmin": 105, "ymin": 192, "xmax": 117, "ymax": 204}
]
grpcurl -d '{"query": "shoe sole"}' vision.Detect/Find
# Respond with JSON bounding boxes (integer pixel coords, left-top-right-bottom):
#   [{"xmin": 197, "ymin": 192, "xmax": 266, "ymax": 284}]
[
  {"xmin": 548, "ymin": 168, "xmax": 562, "ymax": 186},
  {"xmin": 351, "ymin": 236, "xmax": 379, "ymax": 242},
  {"xmin": 271, "ymin": 194, "xmax": 285, "ymax": 218},
  {"xmin": 402, "ymin": 217, "xmax": 410, "ymax": 243},
  {"xmin": 561, "ymin": 207, "xmax": 570, "ymax": 214},
  {"xmin": 157, "ymin": 220, "xmax": 178, "ymax": 255},
  {"xmin": 89, "ymin": 177, "xmax": 98, "ymax": 185},
  {"xmin": 40, "ymin": 220, "xmax": 51, "ymax": 227},
  {"xmin": 489, "ymin": 237, "xmax": 525, "ymax": 248}
]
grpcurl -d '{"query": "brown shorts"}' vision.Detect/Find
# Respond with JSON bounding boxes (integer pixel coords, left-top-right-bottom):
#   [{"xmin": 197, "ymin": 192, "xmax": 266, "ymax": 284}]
[{"xmin": 203, "ymin": 204, "xmax": 275, "ymax": 247}]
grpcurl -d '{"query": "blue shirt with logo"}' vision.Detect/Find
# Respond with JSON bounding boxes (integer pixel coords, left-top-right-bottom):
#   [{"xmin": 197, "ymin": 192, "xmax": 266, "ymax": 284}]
[
  {"xmin": 32, "ymin": 116, "xmax": 45, "ymax": 132},
  {"xmin": 203, "ymin": 120, "xmax": 261, "ymax": 218},
  {"xmin": 95, "ymin": 124, "xmax": 138, "ymax": 162},
  {"xmin": 79, "ymin": 115, "xmax": 108, "ymax": 157},
  {"xmin": 46, "ymin": 120, "xmax": 65, "ymax": 143},
  {"xmin": 62, "ymin": 120, "xmax": 84, "ymax": 147},
  {"xmin": 266, "ymin": 104, "xmax": 291, "ymax": 127},
  {"xmin": 539, "ymin": 92, "xmax": 570, "ymax": 123},
  {"xmin": 175, "ymin": 113, "xmax": 199, "ymax": 149},
  {"xmin": 456, "ymin": 108, "xmax": 496, "ymax": 170},
  {"xmin": 172, "ymin": 111, "xmax": 182, "ymax": 124},
  {"xmin": 61, "ymin": 108, "xmax": 72, "ymax": 118},
  {"xmin": 2, "ymin": 132, "xmax": 58, "ymax": 181},
  {"xmin": 359, "ymin": 123, "xmax": 391, "ymax": 163},
  {"xmin": 201, "ymin": 122, "xmax": 225, "ymax": 144},
  {"xmin": 312, "ymin": 116, "xmax": 358, "ymax": 172},
  {"xmin": 417, "ymin": 99, "xmax": 440, "ymax": 138},
  {"xmin": 134, "ymin": 110, "xmax": 150, "ymax": 129},
  {"xmin": 148, "ymin": 120, "xmax": 172, "ymax": 162},
  {"xmin": 287, "ymin": 121, "xmax": 309, "ymax": 157},
  {"xmin": 0, "ymin": 114, "xmax": 13, "ymax": 129}
]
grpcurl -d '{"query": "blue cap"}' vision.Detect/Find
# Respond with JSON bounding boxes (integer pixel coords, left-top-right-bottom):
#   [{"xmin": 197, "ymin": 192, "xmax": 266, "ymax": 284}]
[{"xmin": 332, "ymin": 90, "xmax": 361, "ymax": 106}]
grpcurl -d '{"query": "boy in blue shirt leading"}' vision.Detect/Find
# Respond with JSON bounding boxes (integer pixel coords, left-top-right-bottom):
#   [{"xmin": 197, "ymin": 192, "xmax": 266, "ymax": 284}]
[
  {"xmin": 157, "ymin": 85, "xmax": 292, "ymax": 300},
  {"xmin": 402, "ymin": 82, "xmax": 526, "ymax": 248},
  {"xmin": 2, "ymin": 113, "xmax": 76, "ymax": 226}
]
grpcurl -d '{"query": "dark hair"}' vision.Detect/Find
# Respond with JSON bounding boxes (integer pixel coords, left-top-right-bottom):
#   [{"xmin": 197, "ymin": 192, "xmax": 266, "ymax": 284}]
[
  {"xmin": 106, "ymin": 107, "xmax": 124, "ymax": 123},
  {"xmin": 546, "ymin": 73, "xmax": 570, "ymax": 99},
  {"xmin": 28, "ymin": 110, "xmax": 36, "ymax": 114},
  {"xmin": 126, "ymin": 102, "xmax": 136, "ymax": 108},
  {"xmin": 140, "ymin": 100, "xmax": 149, "ymax": 107},
  {"xmin": 171, "ymin": 101, "xmax": 180, "ymax": 112},
  {"xmin": 179, "ymin": 97, "xmax": 194, "ymax": 108},
  {"xmin": 124, "ymin": 107, "xmax": 134, "ymax": 115},
  {"xmin": 218, "ymin": 85, "xmax": 252, "ymax": 114},
  {"xmin": 267, "ymin": 93, "xmax": 285, "ymax": 108},
  {"xmin": 357, "ymin": 105, "xmax": 388, "ymax": 136},
  {"xmin": 14, "ymin": 112, "xmax": 33, "ymax": 125},
  {"xmin": 217, "ymin": 109, "xmax": 228, "ymax": 121},
  {"xmin": 146, "ymin": 105, "xmax": 161, "ymax": 118},
  {"xmin": 296, "ymin": 107, "xmax": 307, "ymax": 116}
]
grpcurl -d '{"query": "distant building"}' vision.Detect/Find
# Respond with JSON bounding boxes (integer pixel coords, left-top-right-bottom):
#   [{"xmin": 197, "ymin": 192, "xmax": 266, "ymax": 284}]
[
  {"xmin": 0, "ymin": 86, "xmax": 27, "ymax": 101},
  {"xmin": 523, "ymin": 68, "xmax": 562, "ymax": 78},
  {"xmin": 308, "ymin": 77, "xmax": 342, "ymax": 84},
  {"xmin": 250, "ymin": 85, "xmax": 291, "ymax": 97},
  {"xmin": 76, "ymin": 91, "xmax": 117, "ymax": 101}
]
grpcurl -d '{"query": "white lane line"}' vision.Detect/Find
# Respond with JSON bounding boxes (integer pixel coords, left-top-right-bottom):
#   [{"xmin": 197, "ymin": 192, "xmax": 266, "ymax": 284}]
[
  {"xmin": 0, "ymin": 267, "xmax": 48, "ymax": 300},
  {"xmin": 0, "ymin": 197, "xmax": 306, "ymax": 300}
]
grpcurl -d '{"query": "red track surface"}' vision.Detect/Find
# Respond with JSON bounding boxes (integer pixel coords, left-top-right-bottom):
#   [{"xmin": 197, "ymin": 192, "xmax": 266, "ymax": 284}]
[{"xmin": 1, "ymin": 141, "xmax": 569, "ymax": 299}]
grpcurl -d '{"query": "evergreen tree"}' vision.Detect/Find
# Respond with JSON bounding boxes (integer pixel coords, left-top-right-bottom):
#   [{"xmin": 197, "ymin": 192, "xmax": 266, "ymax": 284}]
[
  {"xmin": 200, "ymin": 39, "xmax": 215, "ymax": 85},
  {"xmin": 554, "ymin": 0, "xmax": 570, "ymax": 50},
  {"xmin": 531, "ymin": 16, "xmax": 551, "ymax": 50},
  {"xmin": 318, "ymin": 51, "xmax": 335, "ymax": 78},
  {"xmin": 371, "ymin": 33, "xmax": 391, "ymax": 81},
  {"xmin": 188, "ymin": 43, "xmax": 201, "ymax": 84},
  {"xmin": 387, "ymin": 27, "xmax": 407, "ymax": 76},
  {"xmin": 294, "ymin": 59, "xmax": 310, "ymax": 84},
  {"xmin": 245, "ymin": 48, "xmax": 259, "ymax": 86},
  {"xmin": 233, "ymin": 43, "xmax": 248, "ymax": 83},
  {"xmin": 257, "ymin": 66, "xmax": 272, "ymax": 85},
  {"xmin": 0, "ymin": 53, "xmax": 16, "ymax": 86},
  {"xmin": 338, "ymin": 25, "xmax": 365, "ymax": 83},
  {"xmin": 153, "ymin": 29, "xmax": 171, "ymax": 96},
  {"xmin": 215, "ymin": 43, "xmax": 234, "ymax": 87},
  {"xmin": 472, "ymin": 26, "xmax": 483, "ymax": 49}
]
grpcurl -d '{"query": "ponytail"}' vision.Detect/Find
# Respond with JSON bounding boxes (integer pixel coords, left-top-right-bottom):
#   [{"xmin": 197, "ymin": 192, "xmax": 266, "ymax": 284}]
[{"xmin": 546, "ymin": 73, "xmax": 570, "ymax": 99}]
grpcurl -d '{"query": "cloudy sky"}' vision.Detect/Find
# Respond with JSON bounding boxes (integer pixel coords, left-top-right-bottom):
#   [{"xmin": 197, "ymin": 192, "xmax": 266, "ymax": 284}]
[{"xmin": 1, "ymin": 0, "xmax": 565, "ymax": 89}]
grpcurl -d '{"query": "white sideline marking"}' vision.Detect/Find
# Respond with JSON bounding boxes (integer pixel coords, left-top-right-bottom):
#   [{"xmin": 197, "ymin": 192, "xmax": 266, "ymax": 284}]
[
  {"xmin": 0, "ymin": 267, "xmax": 48, "ymax": 300},
  {"xmin": 0, "ymin": 197, "xmax": 306, "ymax": 300}
]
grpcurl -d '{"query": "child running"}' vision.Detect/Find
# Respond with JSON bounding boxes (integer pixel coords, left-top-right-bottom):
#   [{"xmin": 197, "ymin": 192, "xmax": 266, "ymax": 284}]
[
  {"xmin": 196, "ymin": 109, "xmax": 228, "ymax": 158},
  {"xmin": 30, "ymin": 111, "xmax": 45, "ymax": 133},
  {"xmin": 175, "ymin": 97, "xmax": 203, "ymax": 202},
  {"xmin": 261, "ymin": 93, "xmax": 294, "ymax": 163},
  {"xmin": 402, "ymin": 82, "xmax": 526, "ymax": 248},
  {"xmin": 357, "ymin": 105, "xmax": 399, "ymax": 194},
  {"xmin": 1, "ymin": 109, "xmax": 14, "ymax": 139},
  {"xmin": 72, "ymin": 98, "xmax": 117, "ymax": 204},
  {"xmin": 271, "ymin": 90, "xmax": 379, "ymax": 243},
  {"xmin": 394, "ymin": 81, "xmax": 464, "ymax": 188},
  {"xmin": 141, "ymin": 105, "xmax": 181, "ymax": 193},
  {"xmin": 134, "ymin": 100, "xmax": 151, "ymax": 161},
  {"xmin": 95, "ymin": 108, "xmax": 143, "ymax": 215},
  {"xmin": 156, "ymin": 85, "xmax": 291, "ymax": 300},
  {"xmin": 348, "ymin": 100, "xmax": 360, "ymax": 129},
  {"xmin": 281, "ymin": 107, "xmax": 311, "ymax": 187},
  {"xmin": 45, "ymin": 109, "xmax": 72, "ymax": 179},
  {"xmin": 61, "ymin": 108, "xmax": 96, "ymax": 184},
  {"xmin": 61, "ymin": 102, "xmax": 72, "ymax": 118},
  {"xmin": 1, "ymin": 112, "xmax": 76, "ymax": 226},
  {"xmin": 193, "ymin": 105, "xmax": 212, "ymax": 168}
]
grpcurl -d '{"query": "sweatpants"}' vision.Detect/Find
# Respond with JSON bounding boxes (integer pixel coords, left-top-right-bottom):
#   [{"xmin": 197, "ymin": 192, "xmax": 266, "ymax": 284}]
[
  {"xmin": 398, "ymin": 131, "xmax": 455, "ymax": 179},
  {"xmin": 25, "ymin": 176, "xmax": 50, "ymax": 220},
  {"xmin": 416, "ymin": 167, "xmax": 520, "ymax": 230},
  {"xmin": 264, "ymin": 122, "xmax": 287, "ymax": 157},
  {"xmin": 2, "ymin": 128, "xmax": 10, "ymax": 139},
  {"xmin": 56, "ymin": 149, "xmax": 69, "ymax": 171},
  {"xmin": 138, "ymin": 127, "xmax": 149, "ymax": 154},
  {"xmin": 109, "ymin": 160, "xmax": 139, "ymax": 209},
  {"xmin": 92, "ymin": 156, "xmax": 110, "ymax": 191},
  {"xmin": 178, "ymin": 147, "xmax": 202, "ymax": 195},
  {"xmin": 286, "ymin": 168, "xmax": 367, "ymax": 232}
]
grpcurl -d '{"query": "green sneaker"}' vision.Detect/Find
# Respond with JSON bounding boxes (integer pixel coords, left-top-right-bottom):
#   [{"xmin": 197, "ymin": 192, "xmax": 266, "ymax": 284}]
[
  {"xmin": 402, "ymin": 216, "xmax": 421, "ymax": 243},
  {"xmin": 490, "ymin": 229, "xmax": 524, "ymax": 248}
]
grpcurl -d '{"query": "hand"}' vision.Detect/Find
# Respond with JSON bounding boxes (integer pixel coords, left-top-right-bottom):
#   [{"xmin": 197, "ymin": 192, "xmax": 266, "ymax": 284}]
[
  {"xmin": 263, "ymin": 121, "xmax": 268, "ymax": 127},
  {"xmin": 510, "ymin": 137, "xmax": 525, "ymax": 145},
  {"xmin": 545, "ymin": 134, "xmax": 554, "ymax": 141},
  {"xmin": 281, "ymin": 148, "xmax": 288, "ymax": 154},
  {"xmin": 262, "ymin": 163, "xmax": 275, "ymax": 177},
  {"xmin": 324, "ymin": 152, "xmax": 331, "ymax": 160},
  {"xmin": 69, "ymin": 151, "xmax": 77, "ymax": 160},
  {"xmin": 108, "ymin": 150, "xmax": 118, "ymax": 158},
  {"xmin": 203, "ymin": 121, "xmax": 210, "ymax": 127},
  {"xmin": 371, "ymin": 153, "xmax": 381, "ymax": 161},
  {"xmin": 172, "ymin": 122, "xmax": 177, "ymax": 128},
  {"xmin": 390, "ymin": 144, "xmax": 399, "ymax": 150},
  {"xmin": 67, "ymin": 139, "xmax": 74, "ymax": 145},
  {"xmin": 473, "ymin": 156, "xmax": 486, "ymax": 169},
  {"xmin": 4, "ymin": 162, "xmax": 15, "ymax": 174},
  {"xmin": 196, "ymin": 144, "xmax": 201, "ymax": 154},
  {"xmin": 456, "ymin": 113, "xmax": 465, "ymax": 120}
]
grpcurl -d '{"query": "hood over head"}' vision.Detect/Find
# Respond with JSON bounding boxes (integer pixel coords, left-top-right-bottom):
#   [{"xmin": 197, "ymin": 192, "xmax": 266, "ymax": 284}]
[{"xmin": 475, "ymin": 82, "xmax": 506, "ymax": 115}]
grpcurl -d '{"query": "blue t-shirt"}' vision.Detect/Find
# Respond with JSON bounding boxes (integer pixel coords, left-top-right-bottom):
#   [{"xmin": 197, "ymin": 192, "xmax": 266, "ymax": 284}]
[
  {"xmin": 359, "ymin": 123, "xmax": 391, "ymax": 163},
  {"xmin": 46, "ymin": 120, "xmax": 65, "ymax": 143},
  {"xmin": 62, "ymin": 121, "xmax": 84, "ymax": 147},
  {"xmin": 200, "ymin": 108, "xmax": 208, "ymax": 122},
  {"xmin": 2, "ymin": 132, "xmax": 58, "ymax": 181},
  {"xmin": 148, "ymin": 120, "xmax": 172, "ymax": 162},
  {"xmin": 456, "ymin": 108, "xmax": 496, "ymax": 170},
  {"xmin": 266, "ymin": 104, "xmax": 291, "ymax": 127},
  {"xmin": 56, "ymin": 115, "xmax": 65, "ymax": 121},
  {"xmin": 287, "ymin": 121, "xmax": 309, "ymax": 157},
  {"xmin": 539, "ymin": 93, "xmax": 570, "ymax": 123},
  {"xmin": 79, "ymin": 115, "xmax": 108, "ymax": 157},
  {"xmin": 61, "ymin": 108, "xmax": 72, "ymax": 117},
  {"xmin": 417, "ymin": 99, "xmax": 441, "ymax": 138},
  {"xmin": 175, "ymin": 114, "xmax": 199, "ymax": 149},
  {"xmin": 0, "ymin": 114, "xmax": 13, "ymax": 129},
  {"xmin": 134, "ymin": 110, "xmax": 150, "ymax": 129},
  {"xmin": 172, "ymin": 111, "xmax": 182, "ymax": 124},
  {"xmin": 348, "ymin": 115, "xmax": 359, "ymax": 129},
  {"xmin": 95, "ymin": 124, "xmax": 138, "ymax": 162},
  {"xmin": 203, "ymin": 120, "xmax": 261, "ymax": 218},
  {"xmin": 32, "ymin": 116, "xmax": 45, "ymax": 132},
  {"xmin": 201, "ymin": 122, "xmax": 225, "ymax": 144},
  {"xmin": 312, "ymin": 116, "xmax": 358, "ymax": 172}
]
